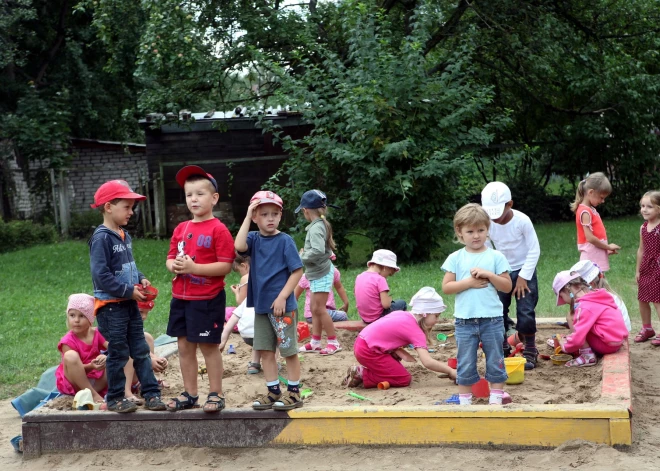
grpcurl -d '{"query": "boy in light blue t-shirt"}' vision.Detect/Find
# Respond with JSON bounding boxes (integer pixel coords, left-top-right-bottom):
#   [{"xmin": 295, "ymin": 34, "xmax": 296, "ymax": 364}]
[{"xmin": 442, "ymin": 203, "xmax": 512, "ymax": 406}]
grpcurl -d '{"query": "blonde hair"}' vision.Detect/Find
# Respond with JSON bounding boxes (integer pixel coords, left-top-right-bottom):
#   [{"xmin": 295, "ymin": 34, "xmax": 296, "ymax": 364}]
[
  {"xmin": 306, "ymin": 207, "xmax": 336, "ymax": 251},
  {"xmin": 641, "ymin": 191, "xmax": 660, "ymax": 210},
  {"xmin": 415, "ymin": 315, "xmax": 435, "ymax": 345},
  {"xmin": 590, "ymin": 273, "xmax": 621, "ymax": 300},
  {"xmin": 453, "ymin": 203, "xmax": 490, "ymax": 242},
  {"xmin": 570, "ymin": 172, "xmax": 612, "ymax": 213}
]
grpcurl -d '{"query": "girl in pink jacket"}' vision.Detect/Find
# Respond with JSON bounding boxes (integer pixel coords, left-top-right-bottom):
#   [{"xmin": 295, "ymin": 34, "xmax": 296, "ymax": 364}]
[{"xmin": 552, "ymin": 271, "xmax": 627, "ymax": 367}]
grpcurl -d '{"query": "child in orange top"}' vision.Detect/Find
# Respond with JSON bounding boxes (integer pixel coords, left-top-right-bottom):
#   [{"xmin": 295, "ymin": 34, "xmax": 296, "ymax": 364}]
[
  {"xmin": 55, "ymin": 294, "xmax": 108, "ymax": 404},
  {"xmin": 570, "ymin": 172, "xmax": 620, "ymax": 271}
]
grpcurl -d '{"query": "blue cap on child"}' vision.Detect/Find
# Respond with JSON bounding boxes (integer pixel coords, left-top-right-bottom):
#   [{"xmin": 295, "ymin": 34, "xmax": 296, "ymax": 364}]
[{"xmin": 295, "ymin": 190, "xmax": 340, "ymax": 213}]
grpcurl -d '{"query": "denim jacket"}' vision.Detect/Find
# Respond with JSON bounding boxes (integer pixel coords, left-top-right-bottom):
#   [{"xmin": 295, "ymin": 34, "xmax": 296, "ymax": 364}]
[{"xmin": 89, "ymin": 225, "xmax": 145, "ymax": 300}]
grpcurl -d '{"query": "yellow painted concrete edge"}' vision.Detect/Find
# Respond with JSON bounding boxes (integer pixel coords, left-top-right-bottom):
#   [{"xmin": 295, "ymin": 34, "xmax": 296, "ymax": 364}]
[{"xmin": 287, "ymin": 404, "xmax": 629, "ymax": 419}]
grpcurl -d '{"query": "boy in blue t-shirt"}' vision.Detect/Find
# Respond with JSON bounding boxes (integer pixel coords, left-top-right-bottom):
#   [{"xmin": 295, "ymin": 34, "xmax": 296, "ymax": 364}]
[{"xmin": 235, "ymin": 191, "xmax": 304, "ymax": 411}]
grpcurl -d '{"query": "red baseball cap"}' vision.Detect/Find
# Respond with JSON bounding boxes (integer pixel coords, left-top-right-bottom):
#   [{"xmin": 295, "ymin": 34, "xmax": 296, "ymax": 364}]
[
  {"xmin": 250, "ymin": 190, "xmax": 283, "ymax": 209},
  {"xmin": 175, "ymin": 165, "xmax": 218, "ymax": 192},
  {"xmin": 90, "ymin": 180, "xmax": 146, "ymax": 208}
]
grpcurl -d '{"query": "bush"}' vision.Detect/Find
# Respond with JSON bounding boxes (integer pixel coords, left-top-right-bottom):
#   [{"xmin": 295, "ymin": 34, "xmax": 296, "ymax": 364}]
[
  {"xmin": 69, "ymin": 210, "xmax": 103, "ymax": 239},
  {"xmin": 0, "ymin": 220, "xmax": 58, "ymax": 253}
]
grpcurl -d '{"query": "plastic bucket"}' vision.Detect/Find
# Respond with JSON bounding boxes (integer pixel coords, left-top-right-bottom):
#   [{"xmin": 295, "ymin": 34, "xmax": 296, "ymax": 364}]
[{"xmin": 504, "ymin": 357, "xmax": 526, "ymax": 385}]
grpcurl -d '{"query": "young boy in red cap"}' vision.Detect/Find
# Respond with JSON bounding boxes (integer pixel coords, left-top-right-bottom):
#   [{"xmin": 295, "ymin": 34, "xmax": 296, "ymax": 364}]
[
  {"xmin": 89, "ymin": 180, "xmax": 166, "ymax": 412},
  {"xmin": 165, "ymin": 166, "xmax": 235, "ymax": 413}
]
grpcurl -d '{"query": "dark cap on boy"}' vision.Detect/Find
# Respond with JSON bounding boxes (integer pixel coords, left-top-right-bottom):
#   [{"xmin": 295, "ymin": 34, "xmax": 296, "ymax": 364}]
[
  {"xmin": 90, "ymin": 180, "xmax": 146, "ymax": 208},
  {"xmin": 175, "ymin": 165, "xmax": 218, "ymax": 192}
]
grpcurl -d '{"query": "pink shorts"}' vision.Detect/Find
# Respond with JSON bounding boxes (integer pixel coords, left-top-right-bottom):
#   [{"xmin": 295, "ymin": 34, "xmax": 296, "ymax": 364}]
[
  {"xmin": 578, "ymin": 242, "xmax": 610, "ymax": 272},
  {"xmin": 586, "ymin": 332, "xmax": 621, "ymax": 356}
]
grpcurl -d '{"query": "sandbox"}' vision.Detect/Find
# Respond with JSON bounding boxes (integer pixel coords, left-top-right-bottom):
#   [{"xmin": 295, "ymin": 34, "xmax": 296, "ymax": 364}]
[{"xmin": 21, "ymin": 318, "xmax": 631, "ymax": 458}]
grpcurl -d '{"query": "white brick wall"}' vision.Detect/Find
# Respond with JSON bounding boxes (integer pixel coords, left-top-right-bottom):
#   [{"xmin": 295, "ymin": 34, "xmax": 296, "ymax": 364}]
[{"xmin": 2, "ymin": 140, "xmax": 147, "ymax": 218}]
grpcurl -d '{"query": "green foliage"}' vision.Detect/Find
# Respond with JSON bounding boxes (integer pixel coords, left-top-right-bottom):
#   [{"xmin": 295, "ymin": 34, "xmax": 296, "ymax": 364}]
[
  {"xmin": 69, "ymin": 210, "xmax": 103, "ymax": 239},
  {"xmin": 0, "ymin": 219, "xmax": 58, "ymax": 253},
  {"xmin": 264, "ymin": 1, "xmax": 510, "ymax": 262}
]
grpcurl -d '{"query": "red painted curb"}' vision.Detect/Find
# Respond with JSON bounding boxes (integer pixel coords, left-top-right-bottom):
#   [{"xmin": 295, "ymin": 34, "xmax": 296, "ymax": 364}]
[{"xmin": 600, "ymin": 340, "xmax": 631, "ymax": 411}]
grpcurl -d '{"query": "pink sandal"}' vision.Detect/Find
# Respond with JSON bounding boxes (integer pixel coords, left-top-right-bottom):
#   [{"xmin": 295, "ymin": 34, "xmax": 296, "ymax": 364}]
[
  {"xmin": 341, "ymin": 365, "xmax": 363, "ymax": 387},
  {"xmin": 565, "ymin": 354, "xmax": 597, "ymax": 367},
  {"xmin": 299, "ymin": 342, "xmax": 322, "ymax": 353},
  {"xmin": 651, "ymin": 336, "xmax": 660, "ymax": 346},
  {"xmin": 634, "ymin": 328, "xmax": 656, "ymax": 343},
  {"xmin": 319, "ymin": 343, "xmax": 342, "ymax": 356}
]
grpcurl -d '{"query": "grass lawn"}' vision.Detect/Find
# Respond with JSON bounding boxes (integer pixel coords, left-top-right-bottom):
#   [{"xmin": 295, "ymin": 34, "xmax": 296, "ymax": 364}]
[{"xmin": 0, "ymin": 216, "xmax": 643, "ymax": 399}]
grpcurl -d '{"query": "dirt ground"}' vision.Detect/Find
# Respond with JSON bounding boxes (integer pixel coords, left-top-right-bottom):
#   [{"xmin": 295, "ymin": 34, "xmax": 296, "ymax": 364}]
[{"xmin": 2, "ymin": 329, "xmax": 660, "ymax": 470}]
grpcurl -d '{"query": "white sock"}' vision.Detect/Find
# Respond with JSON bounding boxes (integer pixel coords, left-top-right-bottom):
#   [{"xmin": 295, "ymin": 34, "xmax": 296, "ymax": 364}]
[
  {"xmin": 459, "ymin": 393, "xmax": 472, "ymax": 405},
  {"xmin": 489, "ymin": 389, "xmax": 503, "ymax": 405}
]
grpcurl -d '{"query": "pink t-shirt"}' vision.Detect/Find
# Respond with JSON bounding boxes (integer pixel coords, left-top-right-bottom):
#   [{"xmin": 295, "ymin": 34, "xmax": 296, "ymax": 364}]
[
  {"xmin": 355, "ymin": 271, "xmax": 390, "ymax": 323},
  {"xmin": 55, "ymin": 329, "xmax": 107, "ymax": 396},
  {"xmin": 358, "ymin": 311, "xmax": 428, "ymax": 353},
  {"xmin": 299, "ymin": 270, "xmax": 340, "ymax": 319}
]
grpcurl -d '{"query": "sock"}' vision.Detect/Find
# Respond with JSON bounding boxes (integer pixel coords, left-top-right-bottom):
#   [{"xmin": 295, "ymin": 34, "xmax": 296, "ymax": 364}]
[
  {"xmin": 266, "ymin": 380, "xmax": 281, "ymax": 396},
  {"xmin": 287, "ymin": 380, "xmax": 300, "ymax": 394},
  {"xmin": 311, "ymin": 335, "xmax": 321, "ymax": 347},
  {"xmin": 459, "ymin": 393, "xmax": 472, "ymax": 405},
  {"xmin": 579, "ymin": 347, "xmax": 594, "ymax": 356},
  {"xmin": 489, "ymin": 388, "xmax": 504, "ymax": 405},
  {"xmin": 643, "ymin": 324, "xmax": 654, "ymax": 330},
  {"xmin": 523, "ymin": 333, "xmax": 537, "ymax": 351},
  {"xmin": 327, "ymin": 335, "xmax": 339, "ymax": 346}
]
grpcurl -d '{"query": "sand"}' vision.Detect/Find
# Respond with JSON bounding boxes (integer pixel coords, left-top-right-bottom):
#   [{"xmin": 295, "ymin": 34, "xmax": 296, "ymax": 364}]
[{"xmin": 2, "ymin": 331, "xmax": 660, "ymax": 470}]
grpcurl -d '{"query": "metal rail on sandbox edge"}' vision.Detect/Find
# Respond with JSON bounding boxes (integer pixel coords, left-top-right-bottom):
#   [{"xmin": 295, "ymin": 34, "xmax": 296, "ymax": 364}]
[{"xmin": 21, "ymin": 319, "xmax": 632, "ymax": 459}]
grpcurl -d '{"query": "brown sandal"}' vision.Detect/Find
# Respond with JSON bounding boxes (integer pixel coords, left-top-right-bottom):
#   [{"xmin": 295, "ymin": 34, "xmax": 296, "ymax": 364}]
[
  {"xmin": 252, "ymin": 391, "xmax": 281, "ymax": 410},
  {"xmin": 273, "ymin": 392, "xmax": 303, "ymax": 411}
]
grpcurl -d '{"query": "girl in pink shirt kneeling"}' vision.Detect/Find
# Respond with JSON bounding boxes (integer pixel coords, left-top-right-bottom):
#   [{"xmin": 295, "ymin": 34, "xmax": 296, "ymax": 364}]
[
  {"xmin": 342, "ymin": 287, "xmax": 456, "ymax": 388},
  {"xmin": 552, "ymin": 270, "xmax": 627, "ymax": 367}
]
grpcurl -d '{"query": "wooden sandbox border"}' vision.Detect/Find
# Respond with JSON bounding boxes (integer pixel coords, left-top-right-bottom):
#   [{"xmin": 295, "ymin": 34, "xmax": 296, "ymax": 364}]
[{"xmin": 21, "ymin": 319, "xmax": 631, "ymax": 458}]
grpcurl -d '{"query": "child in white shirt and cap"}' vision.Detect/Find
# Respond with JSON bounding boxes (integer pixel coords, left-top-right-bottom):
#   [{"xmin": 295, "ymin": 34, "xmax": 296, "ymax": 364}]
[{"xmin": 482, "ymin": 182, "xmax": 541, "ymax": 370}]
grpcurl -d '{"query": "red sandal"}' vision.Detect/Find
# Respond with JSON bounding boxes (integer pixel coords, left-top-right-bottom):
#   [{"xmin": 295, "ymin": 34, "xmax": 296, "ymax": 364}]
[{"xmin": 634, "ymin": 328, "xmax": 656, "ymax": 343}]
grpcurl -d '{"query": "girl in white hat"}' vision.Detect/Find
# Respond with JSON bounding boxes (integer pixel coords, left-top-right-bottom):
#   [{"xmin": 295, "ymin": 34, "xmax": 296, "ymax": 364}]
[
  {"xmin": 342, "ymin": 287, "xmax": 456, "ymax": 389},
  {"xmin": 354, "ymin": 249, "xmax": 407, "ymax": 324}
]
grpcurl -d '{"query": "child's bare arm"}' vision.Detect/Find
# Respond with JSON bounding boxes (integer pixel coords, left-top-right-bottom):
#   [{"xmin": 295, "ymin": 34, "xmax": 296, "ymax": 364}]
[
  {"xmin": 271, "ymin": 267, "xmax": 304, "ymax": 316},
  {"xmin": 293, "ymin": 285, "xmax": 304, "ymax": 300},
  {"xmin": 442, "ymin": 271, "xmax": 487, "ymax": 294},
  {"xmin": 416, "ymin": 349, "xmax": 456, "ymax": 380},
  {"xmin": 636, "ymin": 227, "xmax": 644, "ymax": 281},
  {"xmin": 235, "ymin": 201, "xmax": 260, "ymax": 252},
  {"xmin": 219, "ymin": 315, "xmax": 240, "ymax": 351},
  {"xmin": 490, "ymin": 272, "xmax": 512, "ymax": 293},
  {"xmin": 334, "ymin": 280, "xmax": 350, "ymax": 313},
  {"xmin": 172, "ymin": 258, "xmax": 232, "ymax": 277},
  {"xmin": 581, "ymin": 212, "xmax": 620, "ymax": 251},
  {"xmin": 379, "ymin": 291, "xmax": 392, "ymax": 309}
]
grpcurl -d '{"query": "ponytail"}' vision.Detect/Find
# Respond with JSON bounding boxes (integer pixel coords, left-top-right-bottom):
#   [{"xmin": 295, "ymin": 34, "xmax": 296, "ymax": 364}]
[
  {"xmin": 570, "ymin": 180, "xmax": 586, "ymax": 213},
  {"xmin": 318, "ymin": 208, "xmax": 336, "ymax": 252}
]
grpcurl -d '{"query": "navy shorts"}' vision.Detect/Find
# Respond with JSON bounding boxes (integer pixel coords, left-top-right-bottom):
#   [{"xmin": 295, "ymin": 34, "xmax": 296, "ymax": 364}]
[{"xmin": 167, "ymin": 290, "xmax": 225, "ymax": 343}]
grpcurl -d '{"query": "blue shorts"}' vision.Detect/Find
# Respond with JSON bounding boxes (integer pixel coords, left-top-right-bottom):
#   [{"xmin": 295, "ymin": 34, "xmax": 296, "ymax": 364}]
[
  {"xmin": 167, "ymin": 290, "xmax": 225, "ymax": 343},
  {"xmin": 454, "ymin": 317, "xmax": 508, "ymax": 386},
  {"xmin": 310, "ymin": 266, "xmax": 335, "ymax": 293}
]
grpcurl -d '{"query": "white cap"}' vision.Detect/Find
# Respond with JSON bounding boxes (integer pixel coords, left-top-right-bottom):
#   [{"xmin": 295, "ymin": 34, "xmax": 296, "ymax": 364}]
[
  {"xmin": 481, "ymin": 182, "xmax": 512, "ymax": 219},
  {"xmin": 367, "ymin": 249, "xmax": 400, "ymax": 272},
  {"xmin": 570, "ymin": 260, "xmax": 601, "ymax": 283},
  {"xmin": 410, "ymin": 287, "xmax": 446, "ymax": 315}
]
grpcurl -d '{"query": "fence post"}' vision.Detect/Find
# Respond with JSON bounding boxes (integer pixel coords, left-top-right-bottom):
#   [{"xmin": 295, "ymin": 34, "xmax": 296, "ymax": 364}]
[
  {"xmin": 153, "ymin": 173, "xmax": 164, "ymax": 237},
  {"xmin": 57, "ymin": 170, "xmax": 70, "ymax": 236},
  {"xmin": 49, "ymin": 169, "xmax": 60, "ymax": 230}
]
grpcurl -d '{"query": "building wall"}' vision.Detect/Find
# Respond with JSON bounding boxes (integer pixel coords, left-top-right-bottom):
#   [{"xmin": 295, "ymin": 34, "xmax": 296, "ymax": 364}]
[
  {"xmin": 0, "ymin": 139, "xmax": 146, "ymax": 220},
  {"xmin": 67, "ymin": 141, "xmax": 147, "ymax": 212}
]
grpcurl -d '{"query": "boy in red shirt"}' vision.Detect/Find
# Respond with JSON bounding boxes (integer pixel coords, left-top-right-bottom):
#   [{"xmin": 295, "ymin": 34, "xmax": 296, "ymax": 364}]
[{"xmin": 165, "ymin": 166, "xmax": 235, "ymax": 413}]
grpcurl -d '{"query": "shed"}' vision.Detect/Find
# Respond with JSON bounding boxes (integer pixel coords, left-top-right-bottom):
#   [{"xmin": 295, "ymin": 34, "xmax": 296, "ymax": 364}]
[{"xmin": 140, "ymin": 112, "xmax": 311, "ymax": 236}]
